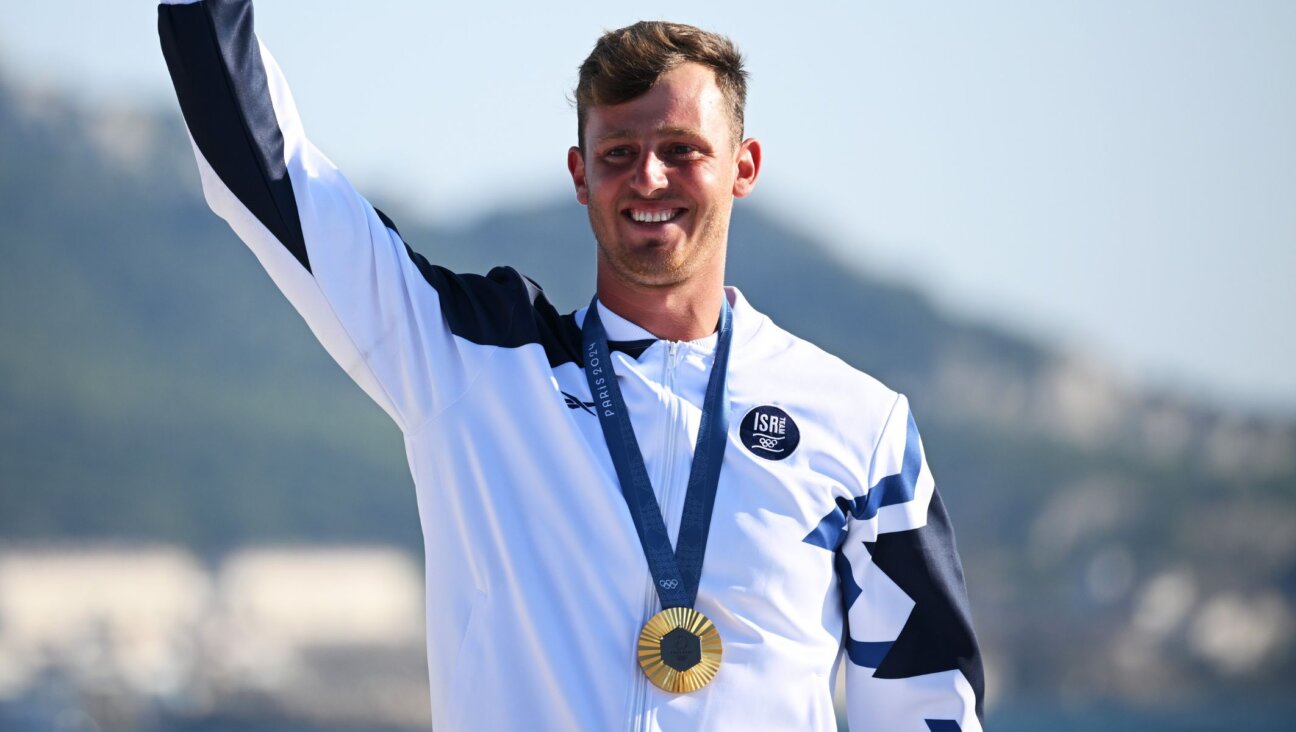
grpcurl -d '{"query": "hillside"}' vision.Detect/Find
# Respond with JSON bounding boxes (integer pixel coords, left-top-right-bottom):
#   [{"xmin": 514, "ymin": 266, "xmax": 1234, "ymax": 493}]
[{"xmin": 2, "ymin": 69, "xmax": 1294, "ymax": 718}]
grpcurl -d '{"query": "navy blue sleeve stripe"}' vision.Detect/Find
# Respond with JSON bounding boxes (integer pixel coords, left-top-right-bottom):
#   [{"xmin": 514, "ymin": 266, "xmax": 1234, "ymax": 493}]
[
  {"xmin": 856, "ymin": 411, "xmax": 922, "ymax": 520},
  {"xmin": 397, "ymin": 243, "xmax": 650, "ymax": 368},
  {"xmin": 158, "ymin": 0, "xmax": 309, "ymax": 271},
  {"xmin": 397, "ymin": 247, "xmax": 585, "ymax": 366},
  {"xmin": 373, "ymin": 207, "xmax": 403, "ymax": 237},
  {"xmin": 803, "ymin": 411, "xmax": 924, "ymax": 548},
  {"xmin": 834, "ymin": 551, "xmax": 898, "ymax": 668},
  {"xmin": 802, "ymin": 496, "xmax": 851, "ymax": 551},
  {"xmin": 866, "ymin": 490, "xmax": 985, "ymax": 722}
]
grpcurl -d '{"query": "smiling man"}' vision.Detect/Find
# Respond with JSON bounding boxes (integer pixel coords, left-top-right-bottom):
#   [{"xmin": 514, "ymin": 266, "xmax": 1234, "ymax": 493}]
[
  {"xmin": 158, "ymin": 1, "xmax": 983, "ymax": 729},
  {"xmin": 570, "ymin": 48, "xmax": 759, "ymax": 342}
]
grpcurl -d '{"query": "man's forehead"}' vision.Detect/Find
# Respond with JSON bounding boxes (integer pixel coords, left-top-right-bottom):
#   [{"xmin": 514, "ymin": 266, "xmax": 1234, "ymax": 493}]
[{"xmin": 584, "ymin": 64, "xmax": 729, "ymax": 143}]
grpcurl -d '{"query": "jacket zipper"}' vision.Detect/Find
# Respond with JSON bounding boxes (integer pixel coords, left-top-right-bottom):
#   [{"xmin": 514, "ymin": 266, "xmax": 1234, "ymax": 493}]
[{"xmin": 632, "ymin": 341, "xmax": 683, "ymax": 732}]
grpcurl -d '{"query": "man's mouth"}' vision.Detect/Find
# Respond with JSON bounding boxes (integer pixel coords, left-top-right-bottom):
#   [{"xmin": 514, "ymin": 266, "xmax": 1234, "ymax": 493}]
[{"xmin": 624, "ymin": 207, "xmax": 686, "ymax": 224}]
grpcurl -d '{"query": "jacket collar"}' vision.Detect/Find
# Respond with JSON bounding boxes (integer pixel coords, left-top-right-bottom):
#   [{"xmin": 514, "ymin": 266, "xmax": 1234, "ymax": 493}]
[{"xmin": 577, "ymin": 286, "xmax": 761, "ymax": 355}]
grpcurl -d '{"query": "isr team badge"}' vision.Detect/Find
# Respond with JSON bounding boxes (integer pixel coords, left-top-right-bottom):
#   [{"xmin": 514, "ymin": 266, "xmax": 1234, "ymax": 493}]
[{"xmin": 739, "ymin": 405, "xmax": 800, "ymax": 460}]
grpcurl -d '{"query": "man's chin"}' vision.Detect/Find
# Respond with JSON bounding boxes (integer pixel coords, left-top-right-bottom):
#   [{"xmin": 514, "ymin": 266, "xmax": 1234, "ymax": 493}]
[
  {"xmin": 602, "ymin": 251, "xmax": 690, "ymax": 289},
  {"xmin": 624, "ymin": 259, "xmax": 687, "ymax": 286}
]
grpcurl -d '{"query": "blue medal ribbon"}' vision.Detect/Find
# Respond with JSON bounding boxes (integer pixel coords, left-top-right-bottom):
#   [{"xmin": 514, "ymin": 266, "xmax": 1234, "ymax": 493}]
[{"xmin": 582, "ymin": 295, "xmax": 733, "ymax": 610}]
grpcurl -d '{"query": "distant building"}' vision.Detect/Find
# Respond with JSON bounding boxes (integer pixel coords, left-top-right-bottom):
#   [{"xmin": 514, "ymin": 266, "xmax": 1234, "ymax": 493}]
[
  {"xmin": 0, "ymin": 545, "xmax": 210, "ymax": 699},
  {"xmin": 0, "ymin": 544, "xmax": 429, "ymax": 729}
]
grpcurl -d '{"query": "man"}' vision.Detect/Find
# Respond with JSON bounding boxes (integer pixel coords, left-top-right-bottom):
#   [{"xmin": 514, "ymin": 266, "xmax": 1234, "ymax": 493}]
[{"xmin": 158, "ymin": 1, "xmax": 984, "ymax": 729}]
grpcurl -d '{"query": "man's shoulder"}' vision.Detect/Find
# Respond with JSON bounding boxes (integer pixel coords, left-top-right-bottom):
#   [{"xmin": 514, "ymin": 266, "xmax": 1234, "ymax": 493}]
[{"xmin": 738, "ymin": 296, "xmax": 900, "ymax": 418}]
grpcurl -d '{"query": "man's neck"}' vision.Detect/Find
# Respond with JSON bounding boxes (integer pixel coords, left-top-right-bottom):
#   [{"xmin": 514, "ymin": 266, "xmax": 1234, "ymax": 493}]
[{"xmin": 595, "ymin": 274, "xmax": 726, "ymax": 343}]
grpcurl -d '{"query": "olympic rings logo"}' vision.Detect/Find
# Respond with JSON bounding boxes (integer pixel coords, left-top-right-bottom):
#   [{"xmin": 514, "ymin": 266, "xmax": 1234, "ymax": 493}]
[{"xmin": 659, "ymin": 579, "xmax": 679, "ymax": 590}]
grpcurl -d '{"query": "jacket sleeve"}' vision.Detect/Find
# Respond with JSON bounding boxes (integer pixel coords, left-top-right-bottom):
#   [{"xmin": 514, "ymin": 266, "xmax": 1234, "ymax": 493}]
[
  {"xmin": 158, "ymin": 0, "xmax": 523, "ymax": 433},
  {"xmin": 838, "ymin": 395, "xmax": 985, "ymax": 731}
]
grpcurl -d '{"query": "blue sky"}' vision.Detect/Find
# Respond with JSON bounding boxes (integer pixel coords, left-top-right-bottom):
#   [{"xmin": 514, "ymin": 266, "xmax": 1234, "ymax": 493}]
[{"xmin": 4, "ymin": 1, "xmax": 1294, "ymax": 414}]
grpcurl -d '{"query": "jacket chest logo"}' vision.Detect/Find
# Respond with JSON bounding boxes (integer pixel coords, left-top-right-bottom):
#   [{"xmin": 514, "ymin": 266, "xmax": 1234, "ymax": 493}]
[
  {"xmin": 561, "ymin": 391, "xmax": 597, "ymax": 416},
  {"xmin": 739, "ymin": 405, "xmax": 800, "ymax": 460}
]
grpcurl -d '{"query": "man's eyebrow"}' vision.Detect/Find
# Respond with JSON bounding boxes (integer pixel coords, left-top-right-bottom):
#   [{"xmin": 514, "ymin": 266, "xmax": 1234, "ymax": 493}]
[
  {"xmin": 593, "ymin": 126, "xmax": 707, "ymax": 144},
  {"xmin": 594, "ymin": 129, "xmax": 636, "ymax": 144},
  {"xmin": 657, "ymin": 126, "xmax": 705, "ymax": 138}
]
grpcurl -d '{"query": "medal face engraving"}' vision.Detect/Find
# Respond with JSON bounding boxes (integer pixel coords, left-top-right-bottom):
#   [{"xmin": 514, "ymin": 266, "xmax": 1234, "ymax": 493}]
[
  {"xmin": 637, "ymin": 607, "xmax": 723, "ymax": 693},
  {"xmin": 660, "ymin": 628, "xmax": 702, "ymax": 671}
]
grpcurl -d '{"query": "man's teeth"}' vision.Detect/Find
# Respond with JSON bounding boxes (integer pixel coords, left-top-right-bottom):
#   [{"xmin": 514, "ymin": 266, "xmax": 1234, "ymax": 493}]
[{"xmin": 630, "ymin": 209, "xmax": 679, "ymax": 223}]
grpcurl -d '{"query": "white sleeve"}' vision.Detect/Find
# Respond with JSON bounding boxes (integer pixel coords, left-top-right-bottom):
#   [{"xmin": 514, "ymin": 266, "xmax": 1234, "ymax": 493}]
[{"xmin": 159, "ymin": 0, "xmax": 527, "ymax": 433}]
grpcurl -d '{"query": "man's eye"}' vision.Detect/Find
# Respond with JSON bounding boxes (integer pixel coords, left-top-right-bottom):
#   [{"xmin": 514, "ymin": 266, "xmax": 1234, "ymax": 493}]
[
  {"xmin": 670, "ymin": 144, "xmax": 696, "ymax": 156},
  {"xmin": 605, "ymin": 147, "xmax": 631, "ymax": 159}
]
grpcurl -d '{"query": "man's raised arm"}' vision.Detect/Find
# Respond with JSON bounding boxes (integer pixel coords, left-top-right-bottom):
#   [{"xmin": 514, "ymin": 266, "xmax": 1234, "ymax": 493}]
[{"xmin": 158, "ymin": 0, "xmax": 525, "ymax": 433}]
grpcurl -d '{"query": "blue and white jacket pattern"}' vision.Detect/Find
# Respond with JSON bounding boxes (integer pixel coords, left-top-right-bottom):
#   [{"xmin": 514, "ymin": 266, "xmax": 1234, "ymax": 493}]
[{"xmin": 158, "ymin": 1, "xmax": 984, "ymax": 729}]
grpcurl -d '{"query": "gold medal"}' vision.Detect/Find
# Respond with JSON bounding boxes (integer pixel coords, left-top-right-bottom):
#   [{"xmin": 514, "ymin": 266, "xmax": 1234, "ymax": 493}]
[{"xmin": 636, "ymin": 606, "xmax": 723, "ymax": 693}]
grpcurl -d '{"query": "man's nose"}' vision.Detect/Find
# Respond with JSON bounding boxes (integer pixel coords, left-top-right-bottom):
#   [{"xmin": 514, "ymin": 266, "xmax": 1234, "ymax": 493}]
[{"xmin": 630, "ymin": 151, "xmax": 668, "ymax": 196}]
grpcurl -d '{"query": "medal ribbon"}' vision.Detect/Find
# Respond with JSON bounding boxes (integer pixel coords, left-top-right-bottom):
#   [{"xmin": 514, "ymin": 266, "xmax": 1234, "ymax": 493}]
[{"xmin": 582, "ymin": 295, "xmax": 733, "ymax": 610}]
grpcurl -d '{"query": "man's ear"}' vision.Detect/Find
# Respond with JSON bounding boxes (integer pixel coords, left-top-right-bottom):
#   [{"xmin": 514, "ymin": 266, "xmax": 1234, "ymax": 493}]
[
  {"xmin": 732, "ymin": 137, "xmax": 762, "ymax": 199},
  {"xmin": 568, "ymin": 146, "xmax": 589, "ymax": 205}
]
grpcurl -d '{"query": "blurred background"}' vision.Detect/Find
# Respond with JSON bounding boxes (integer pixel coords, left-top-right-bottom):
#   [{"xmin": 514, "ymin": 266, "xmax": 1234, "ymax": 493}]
[{"xmin": 2, "ymin": 1, "xmax": 1293, "ymax": 730}]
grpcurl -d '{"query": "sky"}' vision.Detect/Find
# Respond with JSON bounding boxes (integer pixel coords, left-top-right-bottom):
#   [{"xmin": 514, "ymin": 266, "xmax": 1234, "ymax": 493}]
[{"xmin": 4, "ymin": 1, "xmax": 1294, "ymax": 415}]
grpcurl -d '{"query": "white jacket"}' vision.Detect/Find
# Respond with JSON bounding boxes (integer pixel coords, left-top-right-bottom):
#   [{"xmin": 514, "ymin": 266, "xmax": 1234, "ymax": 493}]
[{"xmin": 158, "ymin": 1, "xmax": 984, "ymax": 729}]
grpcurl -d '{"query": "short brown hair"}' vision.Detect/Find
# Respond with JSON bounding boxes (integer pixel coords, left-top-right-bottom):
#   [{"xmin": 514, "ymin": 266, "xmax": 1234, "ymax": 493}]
[{"xmin": 574, "ymin": 21, "xmax": 748, "ymax": 149}]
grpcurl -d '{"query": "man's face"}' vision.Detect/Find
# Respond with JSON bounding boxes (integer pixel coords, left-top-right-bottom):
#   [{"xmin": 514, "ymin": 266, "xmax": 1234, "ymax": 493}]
[{"xmin": 568, "ymin": 63, "xmax": 760, "ymax": 293}]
